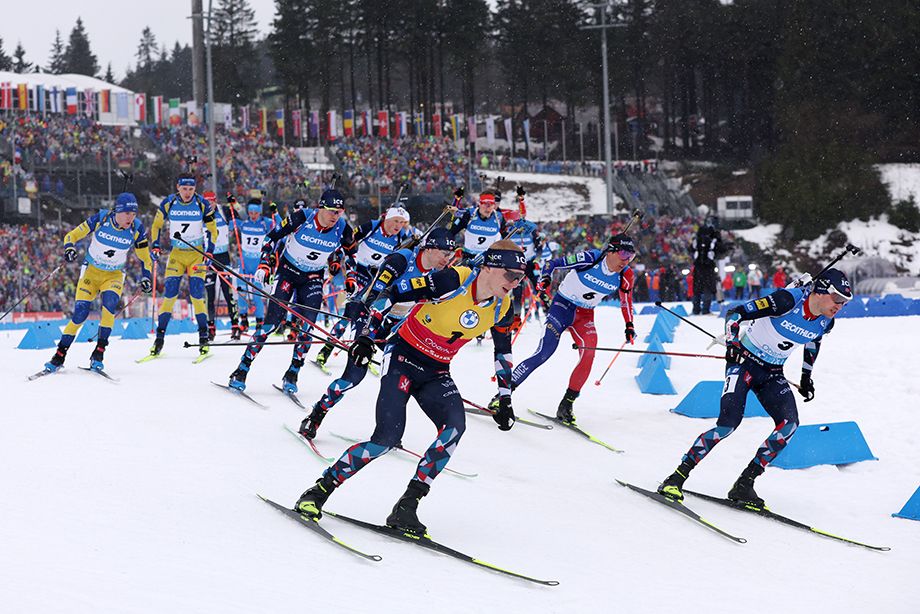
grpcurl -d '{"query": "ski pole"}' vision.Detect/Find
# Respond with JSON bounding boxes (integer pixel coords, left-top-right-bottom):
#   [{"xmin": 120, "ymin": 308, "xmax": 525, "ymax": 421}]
[
  {"xmin": 150, "ymin": 259, "xmax": 158, "ymax": 333},
  {"xmin": 654, "ymin": 301, "xmax": 718, "ymax": 340},
  {"xmin": 0, "ymin": 264, "xmax": 64, "ymax": 322},
  {"xmin": 88, "ymin": 292, "xmax": 143, "ymax": 342},
  {"xmin": 594, "ymin": 340, "xmax": 628, "ymax": 386},
  {"xmin": 183, "ymin": 339, "xmax": 329, "ymax": 348},
  {"xmin": 815, "ymin": 243, "xmax": 861, "ymax": 280},
  {"xmin": 572, "ymin": 343, "xmax": 724, "ymax": 360}
]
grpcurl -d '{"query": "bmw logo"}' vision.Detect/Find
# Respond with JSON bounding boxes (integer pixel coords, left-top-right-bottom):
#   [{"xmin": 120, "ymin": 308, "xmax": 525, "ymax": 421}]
[{"xmin": 459, "ymin": 309, "xmax": 480, "ymax": 329}]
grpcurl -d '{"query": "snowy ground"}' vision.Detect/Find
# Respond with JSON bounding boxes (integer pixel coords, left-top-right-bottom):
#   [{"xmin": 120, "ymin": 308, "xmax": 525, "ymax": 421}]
[
  {"xmin": 2, "ymin": 310, "xmax": 918, "ymax": 613},
  {"xmin": 878, "ymin": 163, "xmax": 920, "ymax": 206},
  {"xmin": 479, "ymin": 169, "xmax": 620, "ymax": 221}
]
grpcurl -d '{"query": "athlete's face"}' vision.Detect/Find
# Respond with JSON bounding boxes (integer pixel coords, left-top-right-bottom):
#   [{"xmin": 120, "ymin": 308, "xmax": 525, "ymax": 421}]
[
  {"xmin": 114, "ymin": 211, "xmax": 136, "ymax": 229},
  {"xmin": 248, "ymin": 209, "xmax": 261, "ymax": 221},
  {"xmin": 383, "ymin": 217, "xmax": 408, "ymax": 235},
  {"xmin": 177, "ymin": 184, "xmax": 196, "ymax": 202},
  {"xmin": 420, "ymin": 248, "xmax": 454, "ymax": 271},
  {"xmin": 478, "ymin": 200, "xmax": 497, "ymax": 217},
  {"xmin": 605, "ymin": 249, "xmax": 634, "ymax": 272},
  {"xmin": 317, "ymin": 207, "xmax": 344, "ymax": 228},
  {"xmin": 480, "ymin": 266, "xmax": 523, "ymax": 299},
  {"xmin": 810, "ymin": 292, "xmax": 848, "ymax": 318}
]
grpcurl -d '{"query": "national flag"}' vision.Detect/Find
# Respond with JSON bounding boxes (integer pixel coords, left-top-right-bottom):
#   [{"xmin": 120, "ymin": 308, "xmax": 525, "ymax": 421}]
[
  {"xmin": 115, "ymin": 92, "xmax": 130, "ymax": 120},
  {"xmin": 134, "ymin": 93, "xmax": 146, "ymax": 122},
  {"xmin": 66, "ymin": 87, "xmax": 78, "ymax": 115},
  {"xmin": 260, "ymin": 108, "xmax": 268, "ymax": 134},
  {"xmin": 378, "ymin": 110, "xmax": 389, "ymax": 137},
  {"xmin": 503, "ymin": 117, "xmax": 512, "ymax": 143},
  {"xmin": 168, "ymin": 97, "xmax": 181, "ymax": 125},
  {"xmin": 467, "ymin": 115, "xmax": 476, "ymax": 142},
  {"xmin": 450, "ymin": 115, "xmax": 459, "ymax": 140},
  {"xmin": 486, "ymin": 116, "xmax": 495, "ymax": 144},
  {"xmin": 523, "ymin": 118, "xmax": 531, "ymax": 147},
  {"xmin": 414, "ymin": 113, "xmax": 424, "ymax": 136},
  {"xmin": 49, "ymin": 87, "xmax": 61, "ymax": 113},
  {"xmin": 432, "ymin": 112, "xmax": 442, "ymax": 137},
  {"xmin": 292, "ymin": 109, "xmax": 302, "ymax": 137},
  {"xmin": 343, "ymin": 109, "xmax": 354, "ymax": 137},
  {"xmin": 393, "ymin": 111, "xmax": 402, "ymax": 138},
  {"xmin": 275, "ymin": 108, "xmax": 285, "ymax": 136},
  {"xmin": 398, "ymin": 112, "xmax": 408, "ymax": 138},
  {"xmin": 310, "ymin": 110, "xmax": 320, "ymax": 137},
  {"xmin": 0, "ymin": 82, "xmax": 11, "ymax": 109},
  {"xmin": 363, "ymin": 109, "xmax": 372, "ymax": 136},
  {"xmin": 327, "ymin": 110, "xmax": 337, "ymax": 140},
  {"xmin": 18, "ymin": 84, "xmax": 28, "ymax": 110},
  {"xmin": 36, "ymin": 85, "xmax": 45, "ymax": 113},
  {"xmin": 84, "ymin": 89, "xmax": 95, "ymax": 117},
  {"xmin": 241, "ymin": 106, "xmax": 250, "ymax": 131},
  {"xmin": 152, "ymin": 95, "xmax": 163, "ymax": 124},
  {"xmin": 99, "ymin": 89, "xmax": 111, "ymax": 113}
]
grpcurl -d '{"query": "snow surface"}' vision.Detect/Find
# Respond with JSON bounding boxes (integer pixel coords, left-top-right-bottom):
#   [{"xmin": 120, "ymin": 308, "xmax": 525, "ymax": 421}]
[
  {"xmin": 878, "ymin": 163, "xmax": 920, "ymax": 206},
  {"xmin": 479, "ymin": 169, "xmax": 620, "ymax": 221},
  {"xmin": 2, "ymin": 311, "xmax": 918, "ymax": 613},
  {"xmin": 732, "ymin": 223, "xmax": 782, "ymax": 250}
]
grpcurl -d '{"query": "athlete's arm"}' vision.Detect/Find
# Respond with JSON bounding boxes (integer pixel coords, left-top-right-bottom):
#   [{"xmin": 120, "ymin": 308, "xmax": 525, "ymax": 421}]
[
  {"xmin": 491, "ymin": 307, "xmax": 514, "ymax": 397},
  {"xmin": 132, "ymin": 221, "xmax": 154, "ymax": 278},
  {"xmin": 618, "ymin": 266, "xmax": 635, "ymax": 324},
  {"xmin": 63, "ymin": 213, "xmax": 101, "ymax": 246},
  {"xmin": 727, "ymin": 289, "xmax": 798, "ymax": 322}
]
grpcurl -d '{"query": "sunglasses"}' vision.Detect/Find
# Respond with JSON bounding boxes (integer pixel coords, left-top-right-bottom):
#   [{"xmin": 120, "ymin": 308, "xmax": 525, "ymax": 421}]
[
  {"xmin": 501, "ymin": 270, "xmax": 526, "ymax": 284},
  {"xmin": 831, "ymin": 294, "xmax": 851, "ymax": 305},
  {"xmin": 615, "ymin": 249, "xmax": 636, "ymax": 261}
]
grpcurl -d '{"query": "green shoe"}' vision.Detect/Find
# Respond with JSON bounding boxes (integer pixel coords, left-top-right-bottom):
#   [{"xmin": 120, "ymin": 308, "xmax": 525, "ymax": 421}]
[
  {"xmin": 368, "ymin": 362, "xmax": 380, "ymax": 377},
  {"xmin": 295, "ymin": 475, "xmax": 335, "ymax": 519}
]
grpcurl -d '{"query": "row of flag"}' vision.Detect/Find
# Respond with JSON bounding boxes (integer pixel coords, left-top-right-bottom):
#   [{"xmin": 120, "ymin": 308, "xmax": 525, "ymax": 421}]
[{"xmin": 0, "ymin": 81, "xmax": 536, "ymax": 146}]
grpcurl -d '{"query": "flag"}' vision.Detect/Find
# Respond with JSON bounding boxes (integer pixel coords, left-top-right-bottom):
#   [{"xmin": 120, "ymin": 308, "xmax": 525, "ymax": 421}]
[
  {"xmin": 377, "ymin": 110, "xmax": 389, "ymax": 137},
  {"xmin": 327, "ymin": 110, "xmax": 337, "ymax": 140},
  {"xmin": 275, "ymin": 108, "xmax": 285, "ymax": 137},
  {"xmin": 292, "ymin": 109, "xmax": 302, "ymax": 138},
  {"xmin": 450, "ymin": 115, "xmax": 459, "ymax": 140},
  {"xmin": 398, "ymin": 112, "xmax": 408, "ymax": 138},
  {"xmin": 393, "ymin": 111, "xmax": 402, "ymax": 138},
  {"xmin": 36, "ymin": 85, "xmax": 45, "ymax": 113},
  {"xmin": 18, "ymin": 84, "xmax": 28, "ymax": 110},
  {"xmin": 310, "ymin": 110, "xmax": 320, "ymax": 137},
  {"xmin": 134, "ymin": 93, "xmax": 146, "ymax": 123},
  {"xmin": 523, "ymin": 118, "xmax": 531, "ymax": 147},
  {"xmin": 99, "ymin": 89, "xmax": 111, "ymax": 113},
  {"xmin": 260, "ymin": 108, "xmax": 267, "ymax": 134},
  {"xmin": 432, "ymin": 112, "xmax": 442, "ymax": 137},
  {"xmin": 343, "ymin": 109, "xmax": 354, "ymax": 137},
  {"xmin": 66, "ymin": 87, "xmax": 78, "ymax": 115},
  {"xmin": 413, "ymin": 113, "xmax": 424, "ymax": 136},
  {"xmin": 503, "ymin": 117, "xmax": 512, "ymax": 143},
  {"xmin": 467, "ymin": 115, "xmax": 476, "ymax": 142},
  {"xmin": 363, "ymin": 109, "xmax": 372, "ymax": 136},
  {"xmin": 222, "ymin": 104, "xmax": 233, "ymax": 127},
  {"xmin": 0, "ymin": 83, "xmax": 11, "ymax": 110},
  {"xmin": 486, "ymin": 116, "xmax": 495, "ymax": 145},
  {"xmin": 84, "ymin": 89, "xmax": 95, "ymax": 117},
  {"xmin": 49, "ymin": 87, "xmax": 61, "ymax": 113},
  {"xmin": 115, "ymin": 92, "xmax": 130, "ymax": 119},
  {"xmin": 241, "ymin": 106, "xmax": 250, "ymax": 131},
  {"xmin": 168, "ymin": 98, "xmax": 181, "ymax": 125},
  {"xmin": 152, "ymin": 95, "xmax": 163, "ymax": 124}
]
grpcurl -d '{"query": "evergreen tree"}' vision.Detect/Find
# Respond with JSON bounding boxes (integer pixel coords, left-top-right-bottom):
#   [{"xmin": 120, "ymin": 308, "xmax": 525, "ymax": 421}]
[
  {"xmin": 270, "ymin": 0, "xmax": 314, "ymax": 106},
  {"xmin": 444, "ymin": 0, "xmax": 490, "ymax": 115},
  {"xmin": 63, "ymin": 17, "xmax": 99, "ymax": 76},
  {"xmin": 0, "ymin": 37, "xmax": 12, "ymax": 71},
  {"xmin": 136, "ymin": 26, "xmax": 158, "ymax": 72},
  {"xmin": 104, "ymin": 63, "xmax": 115, "ymax": 84},
  {"xmin": 12, "ymin": 42, "xmax": 32, "ymax": 73},
  {"xmin": 46, "ymin": 30, "xmax": 67, "ymax": 73},
  {"xmin": 211, "ymin": 0, "xmax": 260, "ymax": 103}
]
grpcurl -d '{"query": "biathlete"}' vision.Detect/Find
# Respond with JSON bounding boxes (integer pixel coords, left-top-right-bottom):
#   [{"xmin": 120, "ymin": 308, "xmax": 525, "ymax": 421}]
[
  {"xmin": 313, "ymin": 205, "xmax": 412, "ymax": 370},
  {"xmin": 448, "ymin": 188, "xmax": 506, "ymax": 261},
  {"xmin": 291, "ymin": 240, "xmax": 525, "ymax": 535},
  {"xmin": 203, "ymin": 190, "xmax": 240, "ymax": 341},
  {"xmin": 657, "ymin": 269, "xmax": 853, "ymax": 507},
  {"xmin": 43, "ymin": 193, "xmax": 153, "ymax": 373},
  {"xmin": 503, "ymin": 234, "xmax": 637, "ymax": 424},
  {"xmin": 232, "ymin": 198, "xmax": 282, "ymax": 334},
  {"xmin": 299, "ymin": 228, "xmax": 458, "ymax": 439},
  {"xmin": 148, "ymin": 173, "xmax": 218, "ymax": 359},
  {"xmin": 226, "ymin": 189, "xmax": 356, "ymax": 393}
]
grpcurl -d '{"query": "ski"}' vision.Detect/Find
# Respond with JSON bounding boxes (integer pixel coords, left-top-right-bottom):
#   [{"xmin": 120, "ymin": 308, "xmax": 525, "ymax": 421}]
[
  {"xmin": 78, "ymin": 366, "xmax": 120, "ymax": 382},
  {"xmin": 324, "ymin": 510, "xmax": 558, "ymax": 586},
  {"xmin": 464, "ymin": 405, "xmax": 553, "ymax": 430},
  {"xmin": 311, "ymin": 359, "xmax": 332, "ymax": 376},
  {"xmin": 135, "ymin": 353, "xmax": 162, "ymax": 364},
  {"xmin": 210, "ymin": 381, "xmax": 268, "ymax": 409},
  {"xmin": 684, "ymin": 489, "xmax": 891, "ymax": 551},
  {"xmin": 28, "ymin": 368, "xmax": 59, "ymax": 381},
  {"xmin": 615, "ymin": 480, "xmax": 747, "ymax": 544},
  {"xmin": 257, "ymin": 495, "xmax": 382, "ymax": 561},
  {"xmin": 283, "ymin": 424, "xmax": 335, "ymax": 463},
  {"xmin": 192, "ymin": 350, "xmax": 212, "ymax": 364},
  {"xmin": 272, "ymin": 384, "xmax": 306, "ymax": 409},
  {"xmin": 329, "ymin": 432, "xmax": 477, "ymax": 479},
  {"xmin": 529, "ymin": 410, "xmax": 624, "ymax": 453}
]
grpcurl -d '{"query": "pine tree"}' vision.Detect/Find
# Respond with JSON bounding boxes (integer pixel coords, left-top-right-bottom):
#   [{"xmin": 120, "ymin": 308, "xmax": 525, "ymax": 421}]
[
  {"xmin": 211, "ymin": 0, "xmax": 260, "ymax": 103},
  {"xmin": 104, "ymin": 63, "xmax": 115, "ymax": 83},
  {"xmin": 63, "ymin": 17, "xmax": 99, "ymax": 76},
  {"xmin": 12, "ymin": 41, "xmax": 32, "ymax": 73},
  {"xmin": 0, "ymin": 37, "xmax": 12, "ymax": 71},
  {"xmin": 136, "ymin": 26, "xmax": 157, "ymax": 72},
  {"xmin": 46, "ymin": 30, "xmax": 66, "ymax": 73}
]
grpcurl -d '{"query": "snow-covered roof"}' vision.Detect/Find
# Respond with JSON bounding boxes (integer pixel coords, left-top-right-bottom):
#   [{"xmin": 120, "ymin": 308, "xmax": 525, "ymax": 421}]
[{"xmin": 0, "ymin": 71, "xmax": 134, "ymax": 95}]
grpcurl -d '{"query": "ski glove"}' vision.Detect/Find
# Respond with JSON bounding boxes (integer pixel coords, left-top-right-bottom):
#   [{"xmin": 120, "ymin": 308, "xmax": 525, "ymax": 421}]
[
  {"xmin": 516, "ymin": 185, "xmax": 526, "ymax": 198},
  {"xmin": 349, "ymin": 335, "xmax": 376, "ymax": 368},
  {"xmin": 536, "ymin": 277, "xmax": 552, "ymax": 306},
  {"xmin": 453, "ymin": 186, "xmax": 464, "ymax": 200},
  {"xmin": 625, "ymin": 322, "xmax": 636, "ymax": 344},
  {"xmin": 799, "ymin": 373, "xmax": 815, "ymax": 402},
  {"xmin": 64, "ymin": 244, "xmax": 78, "ymax": 262},
  {"xmin": 139, "ymin": 277, "xmax": 153, "ymax": 294},
  {"xmin": 150, "ymin": 242, "xmax": 161, "ymax": 261},
  {"xmin": 344, "ymin": 274, "xmax": 358, "ymax": 295},
  {"xmin": 493, "ymin": 395, "xmax": 516, "ymax": 431},
  {"xmin": 254, "ymin": 263, "xmax": 271, "ymax": 285}
]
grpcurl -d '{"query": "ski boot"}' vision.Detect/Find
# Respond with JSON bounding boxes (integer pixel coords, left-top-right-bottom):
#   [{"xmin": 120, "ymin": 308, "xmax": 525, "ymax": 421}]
[
  {"xmin": 207, "ymin": 320, "xmax": 216, "ymax": 342},
  {"xmin": 230, "ymin": 321, "xmax": 242, "ymax": 340},
  {"xmin": 255, "ymin": 317, "xmax": 264, "ymax": 334},
  {"xmin": 149, "ymin": 331, "xmax": 165, "ymax": 357},
  {"xmin": 286, "ymin": 322, "xmax": 300, "ymax": 342},
  {"xmin": 727, "ymin": 462, "xmax": 766, "ymax": 508},
  {"xmin": 198, "ymin": 338, "xmax": 211, "ymax": 360},
  {"xmin": 386, "ymin": 480, "xmax": 430, "ymax": 536},
  {"xmin": 657, "ymin": 460, "xmax": 695, "ymax": 501},
  {"xmin": 299, "ymin": 402, "xmax": 328, "ymax": 440},
  {"xmin": 295, "ymin": 473, "xmax": 337, "ymax": 519},
  {"xmin": 89, "ymin": 339, "xmax": 108, "ymax": 372},
  {"xmin": 315, "ymin": 342, "xmax": 334, "ymax": 369},
  {"xmin": 228, "ymin": 362, "xmax": 250, "ymax": 391},
  {"xmin": 556, "ymin": 388, "xmax": 580, "ymax": 424},
  {"xmin": 44, "ymin": 344, "xmax": 69, "ymax": 373},
  {"xmin": 282, "ymin": 358, "xmax": 303, "ymax": 394},
  {"xmin": 239, "ymin": 315, "xmax": 250, "ymax": 334}
]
